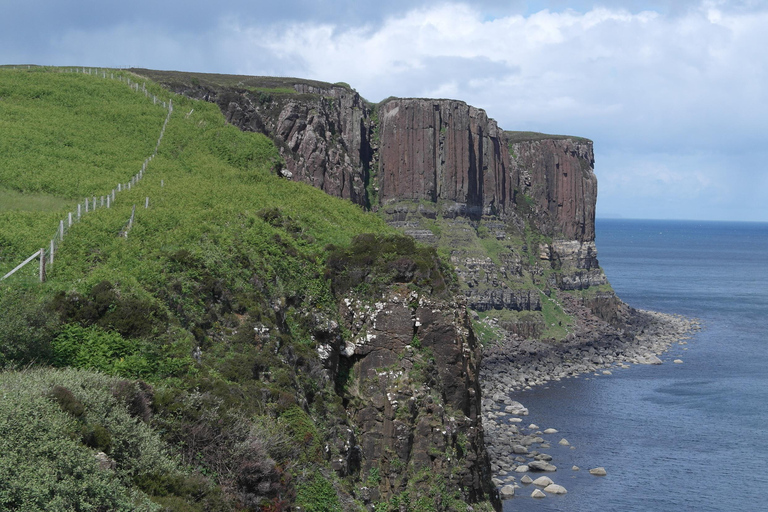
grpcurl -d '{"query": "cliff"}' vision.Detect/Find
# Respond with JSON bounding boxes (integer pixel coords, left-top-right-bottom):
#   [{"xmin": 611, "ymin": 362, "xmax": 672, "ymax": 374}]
[{"xmin": 129, "ymin": 68, "xmax": 626, "ymax": 510}]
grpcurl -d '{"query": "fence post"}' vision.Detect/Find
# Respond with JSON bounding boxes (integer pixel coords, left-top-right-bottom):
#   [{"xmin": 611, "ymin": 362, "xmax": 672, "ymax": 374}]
[
  {"xmin": 78, "ymin": 203, "xmax": 81, "ymax": 219},
  {"xmin": 145, "ymin": 197, "xmax": 149, "ymax": 209},
  {"xmin": 85, "ymin": 197, "xmax": 89, "ymax": 213},
  {"xmin": 39, "ymin": 248, "xmax": 45, "ymax": 282},
  {"xmin": 161, "ymin": 179, "xmax": 164, "ymax": 187},
  {"xmin": 107, "ymin": 195, "xmax": 111, "ymax": 208},
  {"xmin": 118, "ymin": 183, "xmax": 121, "ymax": 192},
  {"xmin": 112, "ymin": 190, "xmax": 115, "ymax": 201},
  {"xmin": 50, "ymin": 239, "xmax": 54, "ymax": 265},
  {"xmin": 60, "ymin": 220, "xmax": 64, "ymax": 240},
  {"xmin": 93, "ymin": 196, "xmax": 96, "ymax": 209},
  {"xmin": 68, "ymin": 212, "xmax": 72, "ymax": 227}
]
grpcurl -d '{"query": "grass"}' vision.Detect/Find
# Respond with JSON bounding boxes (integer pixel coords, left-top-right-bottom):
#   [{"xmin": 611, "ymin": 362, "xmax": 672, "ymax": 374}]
[
  {"xmin": 0, "ymin": 66, "xmax": 403, "ymax": 509},
  {"xmin": 0, "ymin": 186, "xmax": 72, "ymax": 212},
  {"xmin": 504, "ymin": 130, "xmax": 592, "ymax": 144},
  {"xmin": 131, "ymin": 68, "xmax": 342, "ymax": 95}
]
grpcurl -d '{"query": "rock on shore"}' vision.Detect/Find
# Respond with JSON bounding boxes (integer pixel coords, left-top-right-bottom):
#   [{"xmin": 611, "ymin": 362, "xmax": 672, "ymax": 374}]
[{"xmin": 481, "ymin": 306, "xmax": 698, "ymax": 486}]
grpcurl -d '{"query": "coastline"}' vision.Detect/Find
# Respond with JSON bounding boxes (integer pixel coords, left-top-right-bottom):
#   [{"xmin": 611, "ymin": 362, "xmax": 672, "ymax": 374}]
[{"xmin": 478, "ymin": 304, "xmax": 700, "ymax": 489}]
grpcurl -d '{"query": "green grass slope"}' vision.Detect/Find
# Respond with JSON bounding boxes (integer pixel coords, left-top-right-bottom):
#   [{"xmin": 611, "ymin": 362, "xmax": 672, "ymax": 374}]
[{"xmin": 0, "ymin": 67, "xmax": 410, "ymax": 511}]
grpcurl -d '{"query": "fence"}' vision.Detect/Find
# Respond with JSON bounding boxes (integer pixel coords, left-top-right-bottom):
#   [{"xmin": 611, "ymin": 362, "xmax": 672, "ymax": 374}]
[{"xmin": 0, "ymin": 67, "xmax": 174, "ymax": 282}]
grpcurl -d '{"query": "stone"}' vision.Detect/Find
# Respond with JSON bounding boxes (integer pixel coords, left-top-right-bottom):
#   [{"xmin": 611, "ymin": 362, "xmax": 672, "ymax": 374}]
[
  {"xmin": 543, "ymin": 428, "xmax": 558, "ymax": 434},
  {"xmin": 674, "ymin": 359, "xmax": 683, "ymax": 364},
  {"xmin": 532, "ymin": 489, "xmax": 546, "ymax": 498},
  {"xmin": 638, "ymin": 354, "xmax": 663, "ymax": 365},
  {"xmin": 558, "ymin": 438, "xmax": 570, "ymax": 446},
  {"xmin": 500, "ymin": 485, "xmax": 515, "ymax": 499},
  {"xmin": 529, "ymin": 461, "xmax": 557, "ymax": 472},
  {"xmin": 532, "ymin": 476, "xmax": 554, "ymax": 487},
  {"xmin": 512, "ymin": 445, "xmax": 529, "ymax": 454},
  {"xmin": 589, "ymin": 467, "xmax": 607, "ymax": 476},
  {"xmin": 544, "ymin": 484, "xmax": 567, "ymax": 495},
  {"xmin": 521, "ymin": 475, "xmax": 533, "ymax": 484},
  {"xmin": 572, "ymin": 465, "xmax": 580, "ymax": 471},
  {"xmin": 515, "ymin": 465, "xmax": 530, "ymax": 473},
  {"xmin": 492, "ymin": 478, "xmax": 504, "ymax": 486},
  {"xmin": 528, "ymin": 423, "xmax": 539, "ymax": 430}
]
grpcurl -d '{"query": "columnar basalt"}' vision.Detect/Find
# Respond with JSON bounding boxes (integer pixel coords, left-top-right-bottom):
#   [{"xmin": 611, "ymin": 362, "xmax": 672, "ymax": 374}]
[{"xmin": 376, "ymin": 99, "xmax": 513, "ymax": 218}]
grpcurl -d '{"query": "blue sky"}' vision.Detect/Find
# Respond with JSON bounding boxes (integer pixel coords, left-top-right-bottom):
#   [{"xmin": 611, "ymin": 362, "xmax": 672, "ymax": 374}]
[{"xmin": 2, "ymin": 0, "xmax": 766, "ymax": 221}]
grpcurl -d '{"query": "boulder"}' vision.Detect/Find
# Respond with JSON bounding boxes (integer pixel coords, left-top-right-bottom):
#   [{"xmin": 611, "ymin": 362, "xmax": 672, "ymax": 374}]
[
  {"xmin": 532, "ymin": 476, "xmax": 554, "ymax": 487},
  {"xmin": 589, "ymin": 467, "xmax": 607, "ymax": 476},
  {"xmin": 521, "ymin": 475, "xmax": 533, "ymax": 484},
  {"xmin": 543, "ymin": 428, "xmax": 558, "ymax": 434},
  {"xmin": 558, "ymin": 438, "xmax": 570, "ymax": 446},
  {"xmin": 500, "ymin": 485, "xmax": 515, "ymax": 499},
  {"xmin": 529, "ymin": 461, "xmax": 557, "ymax": 472},
  {"xmin": 531, "ymin": 489, "xmax": 547, "ymax": 498},
  {"xmin": 544, "ymin": 484, "xmax": 567, "ymax": 495},
  {"xmin": 515, "ymin": 465, "xmax": 530, "ymax": 473}
]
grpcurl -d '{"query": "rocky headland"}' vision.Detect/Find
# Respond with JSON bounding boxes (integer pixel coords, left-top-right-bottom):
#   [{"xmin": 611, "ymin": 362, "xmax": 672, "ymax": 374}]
[{"xmin": 132, "ymin": 68, "xmax": 699, "ymax": 509}]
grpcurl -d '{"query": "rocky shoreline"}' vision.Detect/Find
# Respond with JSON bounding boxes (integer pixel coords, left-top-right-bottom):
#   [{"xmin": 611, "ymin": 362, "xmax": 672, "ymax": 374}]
[{"xmin": 478, "ymin": 305, "xmax": 700, "ymax": 498}]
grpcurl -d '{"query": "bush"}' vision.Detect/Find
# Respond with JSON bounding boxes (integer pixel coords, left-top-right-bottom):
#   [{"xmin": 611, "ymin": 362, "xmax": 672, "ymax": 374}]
[
  {"xmin": 0, "ymin": 368, "xmax": 166, "ymax": 511},
  {"xmin": 326, "ymin": 234, "xmax": 451, "ymax": 296},
  {"xmin": 295, "ymin": 472, "xmax": 341, "ymax": 512},
  {"xmin": 0, "ymin": 285, "xmax": 59, "ymax": 366}
]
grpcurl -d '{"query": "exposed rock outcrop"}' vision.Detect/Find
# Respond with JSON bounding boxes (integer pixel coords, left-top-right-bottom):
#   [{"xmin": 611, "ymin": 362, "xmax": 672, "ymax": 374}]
[{"xmin": 337, "ymin": 288, "xmax": 498, "ymax": 506}]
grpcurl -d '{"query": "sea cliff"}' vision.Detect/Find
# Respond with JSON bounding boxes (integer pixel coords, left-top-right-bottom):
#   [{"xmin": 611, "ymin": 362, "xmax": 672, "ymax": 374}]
[{"xmin": 131, "ymin": 68, "xmax": 674, "ymax": 509}]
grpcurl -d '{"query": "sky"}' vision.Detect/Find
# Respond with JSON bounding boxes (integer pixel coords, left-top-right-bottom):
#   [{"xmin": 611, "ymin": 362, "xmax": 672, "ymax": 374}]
[{"xmin": 2, "ymin": 0, "xmax": 767, "ymax": 222}]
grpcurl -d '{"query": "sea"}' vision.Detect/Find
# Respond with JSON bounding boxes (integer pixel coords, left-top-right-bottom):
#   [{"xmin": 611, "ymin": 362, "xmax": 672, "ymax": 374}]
[{"xmin": 502, "ymin": 219, "xmax": 768, "ymax": 512}]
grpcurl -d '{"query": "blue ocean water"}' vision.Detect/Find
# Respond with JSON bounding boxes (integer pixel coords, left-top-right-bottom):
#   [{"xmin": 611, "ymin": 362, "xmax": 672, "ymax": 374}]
[{"xmin": 502, "ymin": 219, "xmax": 768, "ymax": 511}]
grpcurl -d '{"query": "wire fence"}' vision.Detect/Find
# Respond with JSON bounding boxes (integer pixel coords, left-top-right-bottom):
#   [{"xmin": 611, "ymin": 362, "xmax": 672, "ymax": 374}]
[{"xmin": 1, "ymin": 66, "xmax": 174, "ymax": 282}]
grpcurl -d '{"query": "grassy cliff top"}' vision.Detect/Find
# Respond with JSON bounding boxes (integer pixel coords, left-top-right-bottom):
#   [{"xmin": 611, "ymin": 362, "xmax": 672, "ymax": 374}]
[
  {"xmin": 130, "ymin": 68, "xmax": 352, "ymax": 95},
  {"xmin": 504, "ymin": 130, "xmax": 592, "ymax": 144}
]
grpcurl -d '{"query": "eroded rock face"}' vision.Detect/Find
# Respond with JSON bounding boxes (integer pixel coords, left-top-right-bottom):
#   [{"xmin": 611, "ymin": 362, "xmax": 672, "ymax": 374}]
[
  {"xmin": 175, "ymin": 82, "xmax": 372, "ymax": 206},
  {"xmin": 510, "ymin": 138, "xmax": 597, "ymax": 243},
  {"xmin": 338, "ymin": 288, "xmax": 497, "ymax": 506}
]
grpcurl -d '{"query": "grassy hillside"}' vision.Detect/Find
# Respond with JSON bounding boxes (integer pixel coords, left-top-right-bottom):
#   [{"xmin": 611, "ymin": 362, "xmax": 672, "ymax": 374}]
[{"xmin": 0, "ymin": 67, "xmax": 426, "ymax": 511}]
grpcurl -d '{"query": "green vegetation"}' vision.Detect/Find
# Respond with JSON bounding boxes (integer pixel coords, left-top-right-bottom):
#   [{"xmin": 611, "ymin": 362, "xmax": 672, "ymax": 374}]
[
  {"xmin": 131, "ymin": 68, "xmax": 337, "ymax": 96},
  {"xmin": 0, "ymin": 67, "xmax": 402, "ymax": 510},
  {"xmin": 0, "ymin": 186, "xmax": 72, "ymax": 212},
  {"xmin": 504, "ymin": 130, "xmax": 592, "ymax": 144},
  {"xmin": 0, "ymin": 367, "xmax": 187, "ymax": 511}
]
